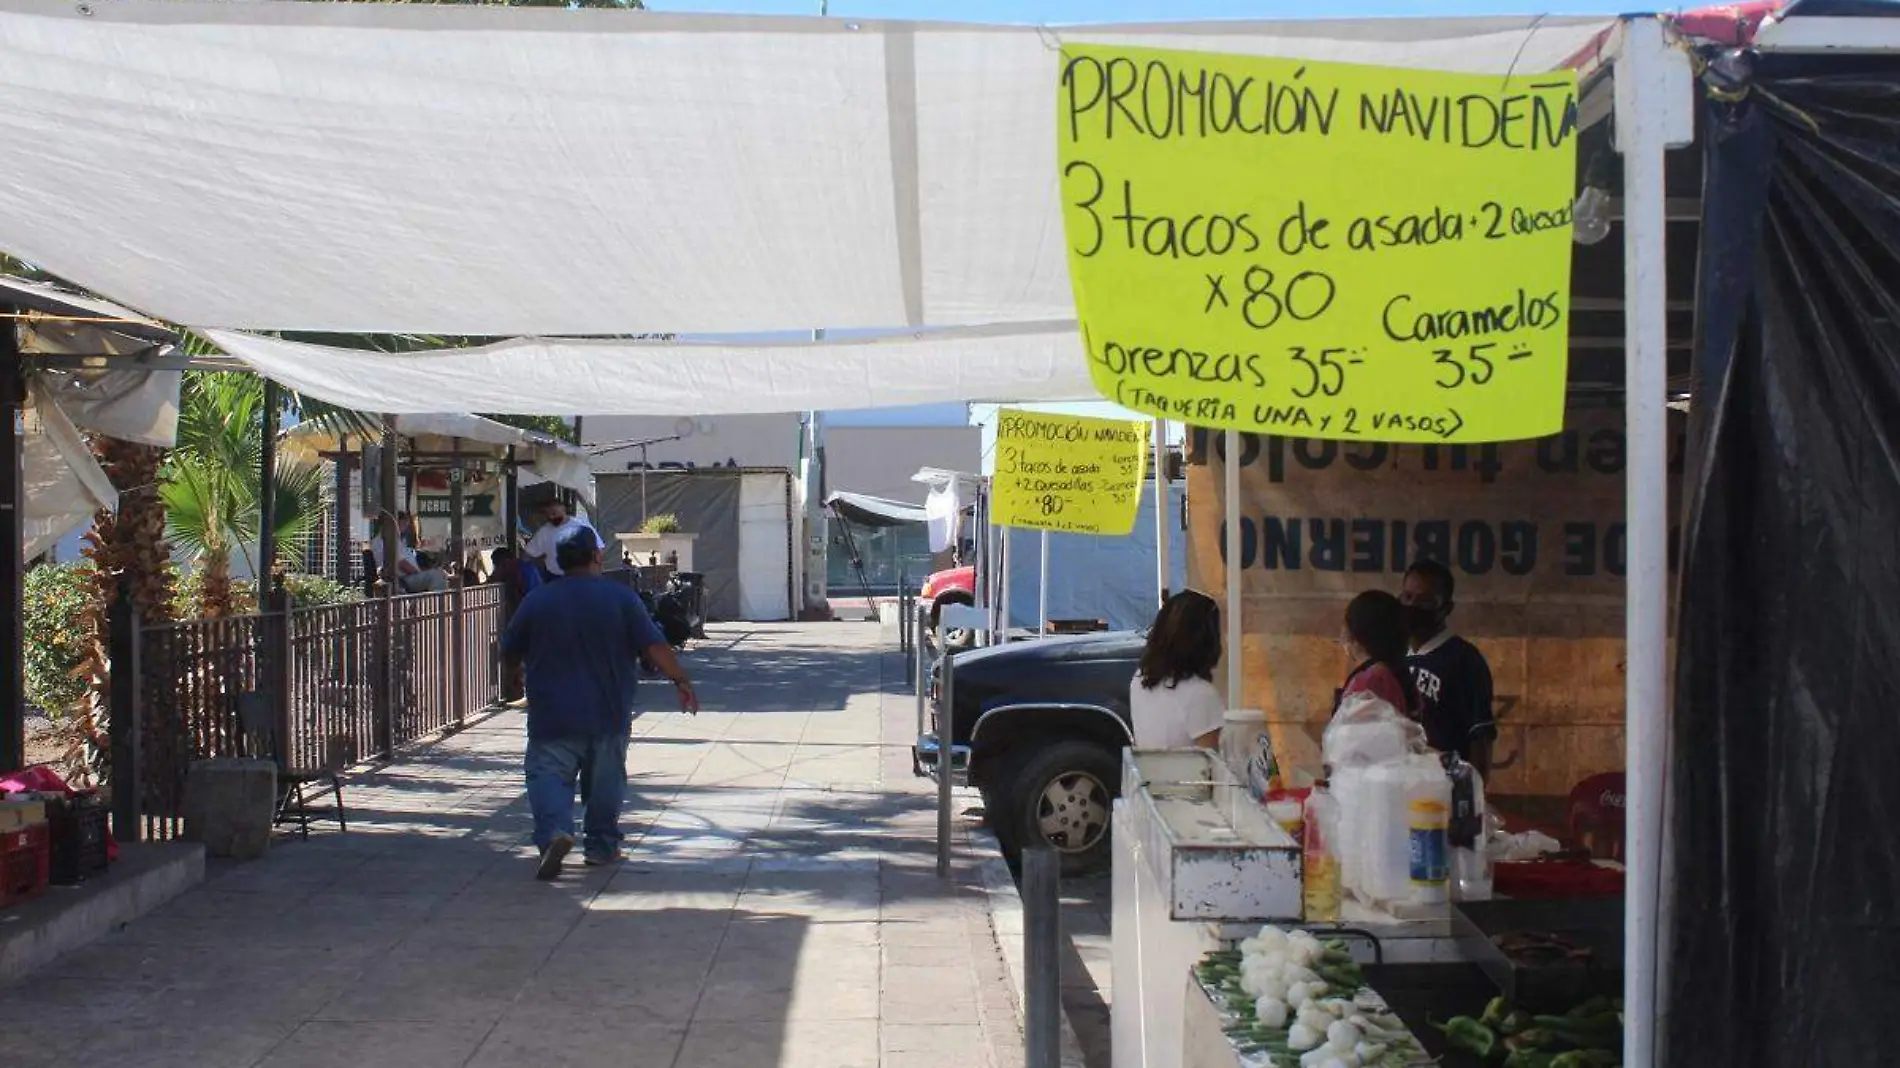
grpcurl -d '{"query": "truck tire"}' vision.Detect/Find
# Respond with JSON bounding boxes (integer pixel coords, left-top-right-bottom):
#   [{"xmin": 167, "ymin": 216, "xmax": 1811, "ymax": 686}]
[
  {"xmin": 1008, "ymin": 739, "xmax": 1118, "ymax": 875},
  {"xmin": 929, "ymin": 596, "xmax": 977, "ymax": 651}
]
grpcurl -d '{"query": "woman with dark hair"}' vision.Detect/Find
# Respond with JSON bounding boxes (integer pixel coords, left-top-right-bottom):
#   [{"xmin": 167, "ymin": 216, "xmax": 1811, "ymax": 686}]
[
  {"xmin": 1338, "ymin": 590, "xmax": 1418, "ymax": 715},
  {"xmin": 1130, "ymin": 589, "xmax": 1225, "ymax": 749}
]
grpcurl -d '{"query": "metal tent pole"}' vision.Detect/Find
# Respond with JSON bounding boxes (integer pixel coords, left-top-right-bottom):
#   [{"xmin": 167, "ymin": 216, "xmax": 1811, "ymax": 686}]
[
  {"xmin": 1616, "ymin": 18, "xmax": 1686, "ymax": 1068},
  {"xmin": 999, "ymin": 527, "xmax": 1012, "ymax": 643},
  {"xmin": 1038, "ymin": 530, "xmax": 1050, "ymax": 639},
  {"xmin": 449, "ymin": 437, "xmax": 466, "ymax": 728},
  {"xmin": 0, "ymin": 317, "xmax": 23, "ymax": 773},
  {"xmin": 258, "ymin": 380, "xmax": 280, "ymax": 587},
  {"xmin": 375, "ymin": 415, "xmax": 400, "ymax": 758},
  {"xmin": 1153, "ymin": 418, "xmax": 1171, "ymax": 607},
  {"xmin": 1223, "ymin": 429, "xmax": 1243, "ymax": 705},
  {"xmin": 334, "ymin": 435, "xmax": 353, "ymax": 585},
  {"xmin": 505, "ymin": 446, "xmax": 520, "ymax": 549}
]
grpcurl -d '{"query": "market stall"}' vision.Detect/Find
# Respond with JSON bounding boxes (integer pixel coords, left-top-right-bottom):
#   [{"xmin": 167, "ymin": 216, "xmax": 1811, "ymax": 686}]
[
  {"xmin": 1089, "ymin": 11, "xmax": 1695, "ymax": 1067},
  {"xmin": 279, "ymin": 411, "xmax": 597, "ymax": 568}
]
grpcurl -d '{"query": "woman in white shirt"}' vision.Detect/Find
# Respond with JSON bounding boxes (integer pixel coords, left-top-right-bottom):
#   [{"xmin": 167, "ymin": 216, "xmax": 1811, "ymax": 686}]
[{"xmin": 1129, "ymin": 589, "xmax": 1225, "ymax": 750}]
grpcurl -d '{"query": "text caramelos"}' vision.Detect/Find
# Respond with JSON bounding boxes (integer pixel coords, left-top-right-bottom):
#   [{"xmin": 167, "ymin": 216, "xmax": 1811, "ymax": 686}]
[{"xmin": 1382, "ymin": 288, "xmax": 1564, "ymax": 343}]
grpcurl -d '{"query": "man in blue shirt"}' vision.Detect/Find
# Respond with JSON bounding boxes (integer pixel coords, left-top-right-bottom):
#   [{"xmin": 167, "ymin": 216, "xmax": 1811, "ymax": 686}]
[{"xmin": 502, "ymin": 529, "xmax": 698, "ymax": 878}]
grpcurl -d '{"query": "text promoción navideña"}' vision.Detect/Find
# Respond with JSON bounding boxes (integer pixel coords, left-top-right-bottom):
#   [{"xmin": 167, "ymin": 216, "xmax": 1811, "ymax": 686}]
[
  {"xmin": 992, "ymin": 408, "xmax": 1148, "ymax": 536},
  {"xmin": 1058, "ymin": 45, "xmax": 1579, "ymax": 445}
]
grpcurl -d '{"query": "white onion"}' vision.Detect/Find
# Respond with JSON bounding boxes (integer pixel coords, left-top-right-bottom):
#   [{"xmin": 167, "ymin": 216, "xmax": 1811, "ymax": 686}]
[
  {"xmin": 1326, "ymin": 1020, "xmax": 1362, "ymax": 1052},
  {"xmin": 1254, "ymin": 997, "xmax": 1289, "ymax": 1029},
  {"xmin": 1288, "ymin": 1022, "xmax": 1324, "ymax": 1051}
]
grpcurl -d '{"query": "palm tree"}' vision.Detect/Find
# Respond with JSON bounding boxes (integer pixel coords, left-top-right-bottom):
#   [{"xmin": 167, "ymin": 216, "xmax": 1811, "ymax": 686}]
[{"xmin": 163, "ymin": 370, "xmax": 334, "ymax": 618}]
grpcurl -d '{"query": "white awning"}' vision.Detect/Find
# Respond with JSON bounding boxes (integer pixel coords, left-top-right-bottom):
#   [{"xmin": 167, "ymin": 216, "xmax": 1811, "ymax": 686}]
[
  {"xmin": 0, "ymin": 1, "xmax": 1615, "ymax": 336},
  {"xmin": 280, "ymin": 412, "xmax": 598, "ymax": 506},
  {"xmin": 206, "ymin": 322, "xmax": 1099, "ymax": 416}
]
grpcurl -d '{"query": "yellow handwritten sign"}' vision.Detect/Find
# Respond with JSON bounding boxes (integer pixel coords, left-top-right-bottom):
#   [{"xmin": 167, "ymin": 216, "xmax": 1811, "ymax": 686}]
[
  {"xmin": 1058, "ymin": 45, "xmax": 1578, "ymax": 444},
  {"xmin": 992, "ymin": 408, "xmax": 1147, "ymax": 535}
]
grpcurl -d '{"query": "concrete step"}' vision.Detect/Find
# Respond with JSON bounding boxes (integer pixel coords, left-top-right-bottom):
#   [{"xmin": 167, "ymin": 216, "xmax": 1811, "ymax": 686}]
[{"xmin": 0, "ymin": 840, "xmax": 205, "ymax": 982}]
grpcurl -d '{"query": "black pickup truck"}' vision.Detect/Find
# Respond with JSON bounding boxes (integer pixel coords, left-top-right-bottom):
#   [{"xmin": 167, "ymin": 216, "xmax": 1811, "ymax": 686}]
[{"xmin": 925, "ymin": 630, "xmax": 1143, "ymax": 874}]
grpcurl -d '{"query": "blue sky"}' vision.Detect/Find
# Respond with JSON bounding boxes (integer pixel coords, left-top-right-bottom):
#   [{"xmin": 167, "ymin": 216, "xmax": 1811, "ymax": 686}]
[{"xmin": 647, "ymin": 0, "xmax": 1635, "ymax": 22}]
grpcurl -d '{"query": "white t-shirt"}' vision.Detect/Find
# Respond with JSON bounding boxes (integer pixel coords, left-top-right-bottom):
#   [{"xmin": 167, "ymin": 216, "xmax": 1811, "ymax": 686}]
[
  {"xmin": 1129, "ymin": 673, "xmax": 1225, "ymax": 749},
  {"xmin": 368, "ymin": 538, "xmax": 418, "ymax": 574},
  {"xmin": 525, "ymin": 517, "xmax": 600, "ymax": 576}
]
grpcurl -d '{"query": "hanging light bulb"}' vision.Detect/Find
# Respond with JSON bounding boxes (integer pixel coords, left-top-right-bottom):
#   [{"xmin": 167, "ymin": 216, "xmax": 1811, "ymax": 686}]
[
  {"xmin": 1572, "ymin": 185, "xmax": 1612, "ymax": 246},
  {"xmin": 1572, "ymin": 147, "xmax": 1614, "ymax": 246}
]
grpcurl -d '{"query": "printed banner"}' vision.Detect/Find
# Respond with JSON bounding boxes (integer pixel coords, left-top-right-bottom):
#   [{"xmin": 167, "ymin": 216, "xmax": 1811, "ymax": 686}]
[
  {"xmin": 1186, "ymin": 408, "xmax": 1684, "ymax": 795},
  {"xmin": 992, "ymin": 408, "xmax": 1147, "ymax": 535},
  {"xmin": 1058, "ymin": 45, "xmax": 1578, "ymax": 444},
  {"xmin": 413, "ymin": 477, "xmax": 508, "ymax": 552}
]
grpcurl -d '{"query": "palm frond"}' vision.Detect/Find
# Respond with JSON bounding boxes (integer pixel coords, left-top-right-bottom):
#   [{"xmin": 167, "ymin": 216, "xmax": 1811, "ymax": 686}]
[
  {"xmin": 159, "ymin": 455, "xmax": 239, "ymax": 559},
  {"xmin": 268, "ymin": 460, "xmax": 331, "ymax": 570}
]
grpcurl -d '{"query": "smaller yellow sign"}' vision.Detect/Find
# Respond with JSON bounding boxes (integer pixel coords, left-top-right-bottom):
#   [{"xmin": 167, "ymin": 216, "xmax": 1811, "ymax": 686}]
[{"xmin": 992, "ymin": 409, "xmax": 1148, "ymax": 535}]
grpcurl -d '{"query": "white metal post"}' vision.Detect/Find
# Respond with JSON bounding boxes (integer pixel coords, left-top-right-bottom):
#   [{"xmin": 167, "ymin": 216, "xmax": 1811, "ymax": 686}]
[
  {"xmin": 1153, "ymin": 418, "xmax": 1171, "ymax": 607},
  {"xmin": 937, "ymin": 648, "xmax": 956, "ymax": 877},
  {"xmin": 1223, "ymin": 429, "xmax": 1243, "ymax": 705},
  {"xmin": 915, "ymin": 604, "xmax": 928, "ymax": 740},
  {"xmin": 999, "ymin": 527, "xmax": 1013, "ymax": 643},
  {"xmin": 1039, "ymin": 530, "xmax": 1051, "ymax": 639},
  {"xmin": 1615, "ymin": 17, "xmax": 1684, "ymax": 1068}
]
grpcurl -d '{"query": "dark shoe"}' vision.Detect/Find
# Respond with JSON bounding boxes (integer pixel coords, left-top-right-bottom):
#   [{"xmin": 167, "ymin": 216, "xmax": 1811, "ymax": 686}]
[
  {"xmin": 536, "ymin": 834, "xmax": 574, "ymax": 881},
  {"xmin": 583, "ymin": 848, "xmax": 624, "ymax": 867}
]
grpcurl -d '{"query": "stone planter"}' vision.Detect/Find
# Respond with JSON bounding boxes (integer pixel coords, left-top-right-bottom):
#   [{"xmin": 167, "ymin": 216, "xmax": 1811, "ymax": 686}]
[{"xmin": 616, "ymin": 532, "xmax": 697, "ymax": 573}]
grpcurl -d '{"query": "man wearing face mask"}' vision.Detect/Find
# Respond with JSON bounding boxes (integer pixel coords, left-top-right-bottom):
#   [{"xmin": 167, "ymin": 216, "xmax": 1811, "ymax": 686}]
[
  {"xmin": 1400, "ymin": 559, "xmax": 1496, "ymax": 777},
  {"xmin": 524, "ymin": 498, "xmax": 602, "ymax": 581}
]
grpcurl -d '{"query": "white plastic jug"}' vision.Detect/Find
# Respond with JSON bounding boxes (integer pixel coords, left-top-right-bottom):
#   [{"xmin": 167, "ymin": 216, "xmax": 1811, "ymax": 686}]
[
  {"xmin": 1221, "ymin": 707, "xmax": 1267, "ymax": 781},
  {"xmin": 1331, "ymin": 753, "xmax": 1452, "ymax": 915}
]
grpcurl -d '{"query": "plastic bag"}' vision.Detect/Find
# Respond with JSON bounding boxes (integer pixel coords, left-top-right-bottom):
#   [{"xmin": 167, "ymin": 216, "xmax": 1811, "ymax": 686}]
[
  {"xmin": 1321, "ymin": 690, "xmax": 1426, "ymax": 769},
  {"xmin": 1488, "ymin": 829, "xmax": 1561, "ymax": 863}
]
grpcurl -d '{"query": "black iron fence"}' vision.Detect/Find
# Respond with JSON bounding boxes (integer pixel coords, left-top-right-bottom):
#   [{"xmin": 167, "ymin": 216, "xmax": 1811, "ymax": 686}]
[
  {"xmin": 123, "ymin": 583, "xmax": 505, "ymax": 842},
  {"xmin": 138, "ymin": 611, "xmax": 279, "ymax": 840}
]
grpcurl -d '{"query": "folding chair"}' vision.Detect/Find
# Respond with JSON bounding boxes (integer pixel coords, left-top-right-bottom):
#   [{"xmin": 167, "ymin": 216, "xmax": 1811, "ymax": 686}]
[{"xmin": 237, "ymin": 693, "xmax": 350, "ymax": 838}]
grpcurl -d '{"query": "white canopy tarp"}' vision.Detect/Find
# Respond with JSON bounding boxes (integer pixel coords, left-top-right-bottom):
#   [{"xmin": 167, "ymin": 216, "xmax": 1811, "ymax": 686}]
[
  {"xmin": 24, "ymin": 383, "xmax": 118, "ymax": 560},
  {"xmin": 0, "ymin": 1, "xmax": 1615, "ymax": 336},
  {"xmin": 207, "ymin": 322, "xmax": 1099, "ymax": 416}
]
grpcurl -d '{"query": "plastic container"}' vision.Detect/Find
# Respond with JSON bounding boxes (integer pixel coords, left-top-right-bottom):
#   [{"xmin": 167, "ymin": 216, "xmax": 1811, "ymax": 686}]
[
  {"xmin": 1302, "ymin": 780, "xmax": 1341, "ymax": 922},
  {"xmin": 1444, "ymin": 754, "xmax": 1493, "ymax": 902},
  {"xmin": 48, "ymin": 796, "xmax": 110, "ymax": 886},
  {"xmin": 1220, "ymin": 707, "xmax": 1266, "ymax": 781},
  {"xmin": 1266, "ymin": 797, "xmax": 1304, "ymax": 839},
  {"xmin": 1331, "ymin": 753, "xmax": 1452, "ymax": 916},
  {"xmin": 1407, "ymin": 796, "xmax": 1450, "ymax": 905},
  {"xmin": 1, "ymin": 824, "xmax": 51, "ymax": 908}
]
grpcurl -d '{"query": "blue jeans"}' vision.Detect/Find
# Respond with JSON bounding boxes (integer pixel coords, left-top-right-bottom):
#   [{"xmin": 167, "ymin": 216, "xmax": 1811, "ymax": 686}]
[{"xmin": 525, "ymin": 732, "xmax": 629, "ymax": 859}]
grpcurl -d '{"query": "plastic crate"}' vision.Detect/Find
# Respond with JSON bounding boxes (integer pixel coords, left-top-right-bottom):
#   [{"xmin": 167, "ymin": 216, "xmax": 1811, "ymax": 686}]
[
  {"xmin": 1, "ymin": 823, "xmax": 51, "ymax": 908},
  {"xmin": 48, "ymin": 797, "xmax": 109, "ymax": 885}
]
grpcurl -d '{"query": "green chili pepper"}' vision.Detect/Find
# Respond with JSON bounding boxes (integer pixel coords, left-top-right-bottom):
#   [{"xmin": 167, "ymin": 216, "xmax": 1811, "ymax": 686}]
[
  {"xmin": 1499, "ymin": 1010, "xmax": 1536, "ymax": 1036},
  {"xmin": 1549, "ymin": 1051, "xmax": 1620, "ymax": 1068},
  {"xmin": 1431, "ymin": 1016, "xmax": 1499, "ymax": 1058},
  {"xmin": 1480, "ymin": 996, "xmax": 1513, "ymax": 1029},
  {"xmin": 1566, "ymin": 996, "xmax": 1612, "ymax": 1019},
  {"xmin": 1529, "ymin": 1015, "xmax": 1623, "ymax": 1049}
]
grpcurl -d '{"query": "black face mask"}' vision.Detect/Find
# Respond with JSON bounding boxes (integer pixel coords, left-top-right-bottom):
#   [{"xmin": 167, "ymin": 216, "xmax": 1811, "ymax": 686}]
[{"xmin": 1404, "ymin": 604, "xmax": 1445, "ymax": 641}]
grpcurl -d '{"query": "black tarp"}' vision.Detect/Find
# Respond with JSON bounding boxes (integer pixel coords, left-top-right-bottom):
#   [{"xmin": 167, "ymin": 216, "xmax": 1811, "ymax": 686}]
[
  {"xmin": 1670, "ymin": 54, "xmax": 1900, "ymax": 1067},
  {"xmin": 593, "ymin": 470, "xmax": 744, "ymax": 621}
]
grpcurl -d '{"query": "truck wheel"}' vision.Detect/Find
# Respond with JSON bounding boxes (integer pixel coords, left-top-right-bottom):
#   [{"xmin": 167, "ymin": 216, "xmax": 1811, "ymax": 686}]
[
  {"xmin": 929, "ymin": 599, "xmax": 977, "ymax": 651},
  {"xmin": 1009, "ymin": 740, "xmax": 1117, "ymax": 875}
]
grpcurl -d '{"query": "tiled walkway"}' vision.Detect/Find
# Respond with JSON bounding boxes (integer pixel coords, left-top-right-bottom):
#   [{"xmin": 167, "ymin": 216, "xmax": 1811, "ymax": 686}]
[{"xmin": 0, "ymin": 622, "xmax": 1023, "ymax": 1068}]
